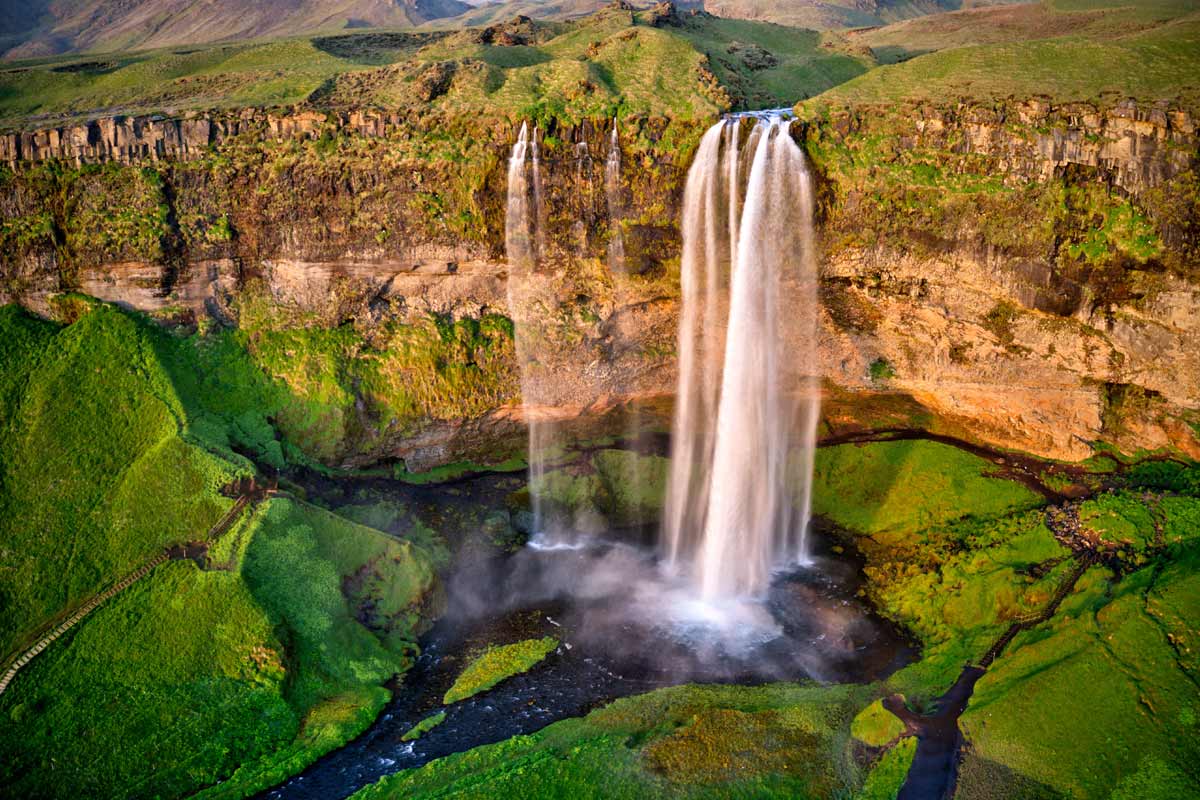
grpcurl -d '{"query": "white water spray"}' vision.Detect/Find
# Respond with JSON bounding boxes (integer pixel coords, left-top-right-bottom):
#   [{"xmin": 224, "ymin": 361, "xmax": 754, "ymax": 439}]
[{"xmin": 663, "ymin": 112, "xmax": 821, "ymax": 600}]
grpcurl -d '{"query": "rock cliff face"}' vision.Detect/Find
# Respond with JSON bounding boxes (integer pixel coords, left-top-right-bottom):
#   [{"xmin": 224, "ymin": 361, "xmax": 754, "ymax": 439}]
[{"xmin": 1, "ymin": 99, "xmax": 1197, "ymax": 466}]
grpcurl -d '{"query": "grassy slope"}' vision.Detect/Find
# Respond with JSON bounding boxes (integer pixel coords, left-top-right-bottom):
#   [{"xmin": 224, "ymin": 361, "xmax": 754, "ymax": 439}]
[
  {"xmin": 0, "ymin": 9, "xmax": 873, "ymax": 128},
  {"xmin": 0, "ymin": 493, "xmax": 439, "ymax": 800},
  {"xmin": 0, "ymin": 300, "xmax": 443, "ymax": 799},
  {"xmin": 810, "ymin": 0, "xmax": 1200, "ymax": 109},
  {"xmin": 0, "ymin": 302, "xmax": 246, "ymax": 658},
  {"xmin": 354, "ymin": 683, "xmax": 873, "ymax": 799}
]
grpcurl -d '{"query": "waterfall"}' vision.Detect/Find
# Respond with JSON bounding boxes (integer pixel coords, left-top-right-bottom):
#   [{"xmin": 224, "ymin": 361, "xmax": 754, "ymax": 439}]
[
  {"xmin": 505, "ymin": 122, "xmax": 553, "ymax": 537},
  {"xmin": 662, "ymin": 112, "xmax": 821, "ymax": 599},
  {"xmin": 605, "ymin": 120, "xmax": 626, "ymax": 274}
]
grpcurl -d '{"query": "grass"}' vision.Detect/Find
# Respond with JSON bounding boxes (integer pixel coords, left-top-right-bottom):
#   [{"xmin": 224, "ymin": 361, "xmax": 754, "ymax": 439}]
[
  {"xmin": 810, "ymin": 439, "xmax": 1044, "ymax": 538},
  {"xmin": 856, "ymin": 737, "xmax": 917, "ymax": 800},
  {"xmin": 0, "ymin": 562, "xmax": 293, "ymax": 799},
  {"xmin": 0, "ymin": 494, "xmax": 442, "ymax": 800},
  {"xmin": 958, "ymin": 551, "xmax": 1200, "ymax": 798},
  {"xmin": 0, "ymin": 298, "xmax": 445, "ymax": 799},
  {"xmin": 0, "ymin": 302, "xmax": 247, "ymax": 659},
  {"xmin": 443, "ymin": 636, "xmax": 558, "ymax": 704},
  {"xmin": 0, "ymin": 10, "xmax": 873, "ymax": 130},
  {"xmin": 850, "ymin": 699, "xmax": 906, "ymax": 747},
  {"xmin": 355, "ymin": 683, "xmax": 874, "ymax": 799},
  {"xmin": 402, "ymin": 711, "xmax": 447, "ymax": 742},
  {"xmin": 809, "ymin": 2, "xmax": 1200, "ymax": 110}
]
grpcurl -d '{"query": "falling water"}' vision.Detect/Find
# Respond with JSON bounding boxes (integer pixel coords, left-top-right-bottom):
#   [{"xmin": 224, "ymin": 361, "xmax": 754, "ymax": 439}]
[
  {"xmin": 663, "ymin": 111, "xmax": 821, "ymax": 599},
  {"xmin": 605, "ymin": 120, "xmax": 626, "ymax": 274},
  {"xmin": 505, "ymin": 122, "xmax": 553, "ymax": 537}
]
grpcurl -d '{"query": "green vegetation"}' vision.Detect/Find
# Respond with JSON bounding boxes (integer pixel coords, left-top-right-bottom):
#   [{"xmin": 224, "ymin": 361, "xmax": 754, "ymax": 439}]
[
  {"xmin": 810, "ymin": 438, "xmax": 1072, "ymax": 698},
  {"xmin": 0, "ymin": 299, "xmax": 445, "ymax": 799},
  {"xmin": 850, "ymin": 699, "xmax": 906, "ymax": 747},
  {"xmin": 443, "ymin": 636, "xmax": 558, "ymax": 704},
  {"xmin": 0, "ymin": 495, "xmax": 440, "ymax": 800},
  {"xmin": 228, "ymin": 287, "xmax": 518, "ymax": 462},
  {"xmin": 394, "ymin": 457, "xmax": 527, "ymax": 484},
  {"xmin": 402, "ymin": 711, "xmax": 448, "ymax": 742},
  {"xmin": 813, "ymin": 0, "xmax": 1200, "ymax": 110},
  {"xmin": 868, "ymin": 357, "xmax": 895, "ymax": 382},
  {"xmin": 0, "ymin": 302, "xmax": 247, "ymax": 659},
  {"xmin": 856, "ymin": 737, "xmax": 916, "ymax": 800},
  {"xmin": 530, "ymin": 448, "xmax": 669, "ymax": 529},
  {"xmin": 810, "ymin": 439, "xmax": 1044, "ymax": 538},
  {"xmin": 0, "ymin": 10, "xmax": 873, "ymax": 129},
  {"xmin": 798, "ymin": 96, "xmax": 1191, "ymax": 284},
  {"xmin": 813, "ymin": 438, "xmax": 1200, "ymax": 796},
  {"xmin": 356, "ymin": 683, "xmax": 876, "ymax": 799},
  {"xmin": 958, "ymin": 550, "xmax": 1200, "ymax": 798},
  {"xmin": 671, "ymin": 18, "xmax": 871, "ymax": 108}
]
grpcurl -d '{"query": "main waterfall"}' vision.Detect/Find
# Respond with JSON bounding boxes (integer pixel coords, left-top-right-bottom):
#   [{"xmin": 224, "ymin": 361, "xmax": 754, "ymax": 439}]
[{"xmin": 663, "ymin": 112, "xmax": 821, "ymax": 600}]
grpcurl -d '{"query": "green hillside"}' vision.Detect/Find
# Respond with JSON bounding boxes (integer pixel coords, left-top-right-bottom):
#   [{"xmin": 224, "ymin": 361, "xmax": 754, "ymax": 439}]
[
  {"xmin": 0, "ymin": 8, "xmax": 872, "ymax": 128},
  {"xmin": 0, "ymin": 301, "xmax": 444, "ymax": 798},
  {"xmin": 812, "ymin": 0, "xmax": 1200, "ymax": 109}
]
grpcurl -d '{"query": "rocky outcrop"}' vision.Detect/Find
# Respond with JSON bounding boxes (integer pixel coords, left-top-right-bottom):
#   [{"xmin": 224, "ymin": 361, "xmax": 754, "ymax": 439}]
[
  {"xmin": 901, "ymin": 99, "xmax": 1194, "ymax": 195},
  {"xmin": 1, "ymin": 108, "xmax": 429, "ymax": 165}
]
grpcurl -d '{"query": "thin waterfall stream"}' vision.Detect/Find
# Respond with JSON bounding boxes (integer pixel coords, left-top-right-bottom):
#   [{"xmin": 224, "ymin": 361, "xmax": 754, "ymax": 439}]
[{"xmin": 504, "ymin": 122, "xmax": 554, "ymax": 541}]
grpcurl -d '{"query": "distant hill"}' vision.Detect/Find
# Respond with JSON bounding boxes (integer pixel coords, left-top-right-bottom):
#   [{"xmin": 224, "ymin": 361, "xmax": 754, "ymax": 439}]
[
  {"xmin": 0, "ymin": 6, "xmax": 874, "ymax": 128},
  {"xmin": 446, "ymin": 0, "xmax": 1028, "ymax": 31},
  {"xmin": 0, "ymin": 0, "xmax": 474, "ymax": 59},
  {"xmin": 1, "ymin": 0, "xmax": 1025, "ymax": 60}
]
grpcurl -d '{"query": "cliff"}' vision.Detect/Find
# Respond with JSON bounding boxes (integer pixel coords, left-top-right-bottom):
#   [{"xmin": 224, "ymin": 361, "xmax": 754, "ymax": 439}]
[{"xmin": 1, "ymin": 99, "xmax": 1197, "ymax": 466}]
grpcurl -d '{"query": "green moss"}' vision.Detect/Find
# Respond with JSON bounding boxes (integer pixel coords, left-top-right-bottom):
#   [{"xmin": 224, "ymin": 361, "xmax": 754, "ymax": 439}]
[
  {"xmin": 393, "ymin": 457, "xmax": 526, "ymax": 485},
  {"xmin": 868, "ymin": 357, "xmax": 896, "ymax": 382},
  {"xmin": 1079, "ymin": 491, "xmax": 1159, "ymax": 552},
  {"xmin": 811, "ymin": 439, "xmax": 1044, "ymax": 538},
  {"xmin": 856, "ymin": 737, "xmax": 917, "ymax": 800},
  {"xmin": 356, "ymin": 683, "xmax": 872, "ymax": 800},
  {"xmin": 232, "ymin": 288, "xmax": 518, "ymax": 462},
  {"xmin": 850, "ymin": 699, "xmax": 906, "ymax": 747},
  {"xmin": 402, "ymin": 711, "xmax": 447, "ymax": 743},
  {"xmin": 443, "ymin": 636, "xmax": 558, "ymax": 705},
  {"xmin": 591, "ymin": 449, "xmax": 669, "ymax": 525}
]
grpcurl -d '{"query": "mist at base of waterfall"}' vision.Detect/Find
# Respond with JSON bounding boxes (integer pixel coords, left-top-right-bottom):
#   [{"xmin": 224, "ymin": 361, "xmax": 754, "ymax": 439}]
[{"xmin": 445, "ymin": 525, "xmax": 911, "ymax": 686}]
